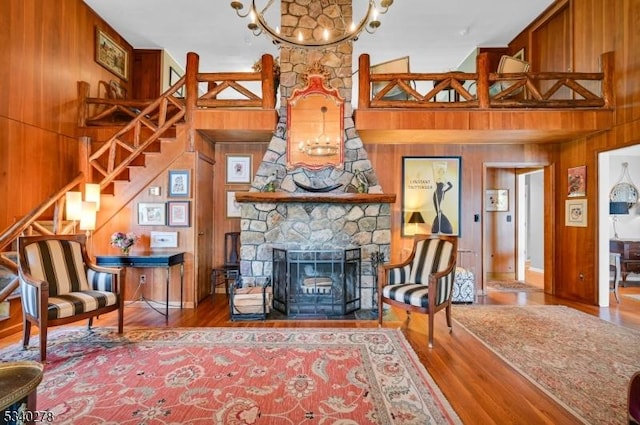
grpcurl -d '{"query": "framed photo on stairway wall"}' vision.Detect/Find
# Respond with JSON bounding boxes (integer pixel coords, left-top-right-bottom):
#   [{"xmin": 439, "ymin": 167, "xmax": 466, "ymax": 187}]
[
  {"xmin": 95, "ymin": 27, "xmax": 129, "ymax": 81},
  {"xmin": 168, "ymin": 170, "xmax": 190, "ymax": 197}
]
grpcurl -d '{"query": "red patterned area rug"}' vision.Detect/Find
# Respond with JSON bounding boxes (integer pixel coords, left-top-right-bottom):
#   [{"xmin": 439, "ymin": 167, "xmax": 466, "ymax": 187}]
[
  {"xmin": 453, "ymin": 305, "xmax": 640, "ymax": 425},
  {"xmin": 0, "ymin": 327, "xmax": 461, "ymax": 425}
]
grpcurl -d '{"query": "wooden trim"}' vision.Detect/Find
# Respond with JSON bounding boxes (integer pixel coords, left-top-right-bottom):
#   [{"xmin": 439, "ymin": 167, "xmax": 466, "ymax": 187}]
[{"xmin": 234, "ymin": 192, "xmax": 396, "ymax": 204}]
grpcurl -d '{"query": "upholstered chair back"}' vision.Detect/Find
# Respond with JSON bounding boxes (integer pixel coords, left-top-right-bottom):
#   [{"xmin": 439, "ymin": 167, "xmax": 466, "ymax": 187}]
[{"xmin": 22, "ymin": 239, "xmax": 90, "ymax": 296}]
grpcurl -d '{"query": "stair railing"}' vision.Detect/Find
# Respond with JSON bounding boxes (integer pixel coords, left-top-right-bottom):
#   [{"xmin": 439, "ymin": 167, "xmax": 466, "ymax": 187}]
[
  {"xmin": 0, "ymin": 173, "xmax": 84, "ymax": 302},
  {"xmin": 86, "ymin": 78, "xmax": 187, "ymax": 191}
]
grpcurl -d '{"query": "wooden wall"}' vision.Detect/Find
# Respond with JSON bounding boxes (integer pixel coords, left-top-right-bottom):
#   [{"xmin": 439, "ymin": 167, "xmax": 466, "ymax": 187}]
[
  {"xmin": 4, "ymin": 0, "xmax": 639, "ymax": 307},
  {"xmin": 212, "ymin": 142, "xmax": 268, "ymax": 267},
  {"xmin": 0, "ymin": 0, "xmax": 132, "ymax": 232},
  {"xmin": 365, "ymin": 143, "xmax": 552, "ymax": 292},
  {"xmin": 511, "ymin": 0, "xmax": 640, "ymax": 303}
]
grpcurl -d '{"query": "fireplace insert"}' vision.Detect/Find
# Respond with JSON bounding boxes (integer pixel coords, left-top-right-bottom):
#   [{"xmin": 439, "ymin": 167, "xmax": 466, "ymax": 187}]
[{"xmin": 272, "ymin": 248, "xmax": 361, "ymax": 317}]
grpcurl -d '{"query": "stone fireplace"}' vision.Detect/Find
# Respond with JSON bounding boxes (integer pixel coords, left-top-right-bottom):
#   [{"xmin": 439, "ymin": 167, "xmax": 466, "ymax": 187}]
[{"xmin": 233, "ymin": 2, "xmax": 395, "ymax": 311}]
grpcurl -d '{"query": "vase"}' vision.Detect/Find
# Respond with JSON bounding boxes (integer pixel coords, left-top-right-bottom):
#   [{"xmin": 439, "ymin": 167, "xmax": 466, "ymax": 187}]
[{"xmin": 121, "ymin": 247, "xmax": 130, "ymax": 256}]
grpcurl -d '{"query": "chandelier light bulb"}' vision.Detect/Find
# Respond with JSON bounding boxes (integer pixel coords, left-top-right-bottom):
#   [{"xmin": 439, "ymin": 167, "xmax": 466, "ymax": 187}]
[{"xmin": 230, "ymin": 0, "xmax": 392, "ymax": 49}]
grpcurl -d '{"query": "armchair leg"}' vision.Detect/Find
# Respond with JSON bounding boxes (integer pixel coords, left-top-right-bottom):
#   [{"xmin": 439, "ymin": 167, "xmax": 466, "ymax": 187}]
[
  {"xmin": 428, "ymin": 313, "xmax": 434, "ymax": 348},
  {"xmin": 446, "ymin": 304, "xmax": 453, "ymax": 332},
  {"xmin": 118, "ymin": 305, "xmax": 124, "ymax": 334},
  {"xmin": 22, "ymin": 320, "xmax": 31, "ymax": 349},
  {"xmin": 87, "ymin": 318, "xmax": 93, "ymax": 329},
  {"xmin": 39, "ymin": 326, "xmax": 48, "ymax": 362}
]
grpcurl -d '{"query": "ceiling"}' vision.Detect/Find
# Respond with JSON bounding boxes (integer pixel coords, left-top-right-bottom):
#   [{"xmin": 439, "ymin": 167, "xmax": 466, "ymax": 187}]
[{"xmin": 83, "ymin": 0, "xmax": 554, "ymax": 75}]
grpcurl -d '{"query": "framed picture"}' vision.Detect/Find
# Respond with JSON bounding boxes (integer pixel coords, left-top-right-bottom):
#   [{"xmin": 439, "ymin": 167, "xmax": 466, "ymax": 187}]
[
  {"xmin": 485, "ymin": 189, "xmax": 509, "ymax": 212},
  {"xmin": 150, "ymin": 231, "xmax": 178, "ymax": 248},
  {"xmin": 168, "ymin": 170, "xmax": 190, "ymax": 197},
  {"xmin": 226, "ymin": 155, "xmax": 252, "ymax": 184},
  {"xmin": 138, "ymin": 203, "xmax": 166, "ymax": 226},
  {"xmin": 226, "ymin": 191, "xmax": 242, "ymax": 218},
  {"xmin": 568, "ymin": 165, "xmax": 586, "ymax": 197},
  {"xmin": 167, "ymin": 201, "xmax": 190, "ymax": 227},
  {"xmin": 565, "ymin": 199, "xmax": 588, "ymax": 227},
  {"xmin": 95, "ymin": 27, "xmax": 128, "ymax": 81},
  {"xmin": 402, "ymin": 156, "xmax": 462, "ymax": 236}
]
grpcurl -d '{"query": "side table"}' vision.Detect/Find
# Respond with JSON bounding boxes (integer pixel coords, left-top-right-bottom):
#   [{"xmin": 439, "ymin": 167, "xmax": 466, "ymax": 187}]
[{"xmin": 0, "ymin": 361, "xmax": 45, "ymax": 424}]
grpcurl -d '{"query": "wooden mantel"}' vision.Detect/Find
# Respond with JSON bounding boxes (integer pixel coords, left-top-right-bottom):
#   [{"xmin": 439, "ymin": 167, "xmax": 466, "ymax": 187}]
[{"xmin": 235, "ymin": 192, "xmax": 397, "ymax": 204}]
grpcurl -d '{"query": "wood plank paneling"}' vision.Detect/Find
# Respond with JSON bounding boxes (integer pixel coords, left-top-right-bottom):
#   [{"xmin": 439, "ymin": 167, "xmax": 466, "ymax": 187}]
[
  {"xmin": 365, "ymin": 143, "xmax": 551, "ymax": 293},
  {"xmin": 212, "ymin": 142, "xmax": 268, "ymax": 269},
  {"xmin": 0, "ymin": 0, "xmax": 133, "ymax": 231},
  {"xmin": 549, "ymin": 0, "xmax": 640, "ymax": 303}
]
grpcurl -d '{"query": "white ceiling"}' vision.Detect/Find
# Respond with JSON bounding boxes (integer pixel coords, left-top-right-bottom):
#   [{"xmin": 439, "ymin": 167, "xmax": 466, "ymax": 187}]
[{"xmin": 83, "ymin": 0, "xmax": 554, "ymax": 75}]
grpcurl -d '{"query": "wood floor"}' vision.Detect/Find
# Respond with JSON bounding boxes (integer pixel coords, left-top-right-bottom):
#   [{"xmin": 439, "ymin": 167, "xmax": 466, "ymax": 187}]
[{"xmin": 2, "ymin": 283, "xmax": 639, "ymax": 424}]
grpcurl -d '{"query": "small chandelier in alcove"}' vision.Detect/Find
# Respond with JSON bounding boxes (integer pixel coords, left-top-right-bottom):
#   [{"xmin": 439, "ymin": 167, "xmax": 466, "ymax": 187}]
[
  {"xmin": 298, "ymin": 106, "xmax": 339, "ymax": 157},
  {"xmin": 230, "ymin": 0, "xmax": 393, "ymax": 49}
]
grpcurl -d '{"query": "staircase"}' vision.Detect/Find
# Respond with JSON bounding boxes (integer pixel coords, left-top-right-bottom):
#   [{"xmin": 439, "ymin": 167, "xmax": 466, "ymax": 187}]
[{"xmin": 0, "ymin": 79, "xmax": 188, "ymax": 337}]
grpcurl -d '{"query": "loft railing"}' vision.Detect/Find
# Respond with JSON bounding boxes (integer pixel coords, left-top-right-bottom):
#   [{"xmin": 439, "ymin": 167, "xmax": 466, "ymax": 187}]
[
  {"xmin": 79, "ymin": 53, "xmax": 277, "ymax": 188},
  {"xmin": 358, "ymin": 51, "xmax": 614, "ymax": 110}
]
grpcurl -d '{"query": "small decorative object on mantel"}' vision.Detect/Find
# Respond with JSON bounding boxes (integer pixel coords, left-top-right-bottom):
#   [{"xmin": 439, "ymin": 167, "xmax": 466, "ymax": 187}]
[
  {"xmin": 262, "ymin": 173, "xmax": 277, "ymax": 192},
  {"xmin": 110, "ymin": 232, "xmax": 139, "ymax": 255},
  {"xmin": 354, "ymin": 169, "xmax": 369, "ymax": 193}
]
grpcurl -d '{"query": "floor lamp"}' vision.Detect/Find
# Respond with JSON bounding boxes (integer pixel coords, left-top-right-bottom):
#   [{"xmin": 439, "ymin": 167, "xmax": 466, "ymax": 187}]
[{"xmin": 609, "ymin": 201, "xmax": 629, "ymax": 239}]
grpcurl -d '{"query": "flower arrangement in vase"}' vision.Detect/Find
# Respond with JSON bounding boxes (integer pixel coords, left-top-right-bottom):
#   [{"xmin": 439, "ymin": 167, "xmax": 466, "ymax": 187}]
[{"xmin": 110, "ymin": 232, "xmax": 139, "ymax": 255}]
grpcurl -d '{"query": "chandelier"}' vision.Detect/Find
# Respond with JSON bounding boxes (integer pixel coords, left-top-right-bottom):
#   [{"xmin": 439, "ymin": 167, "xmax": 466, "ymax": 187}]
[
  {"xmin": 298, "ymin": 106, "xmax": 339, "ymax": 156},
  {"xmin": 230, "ymin": 0, "xmax": 394, "ymax": 49}
]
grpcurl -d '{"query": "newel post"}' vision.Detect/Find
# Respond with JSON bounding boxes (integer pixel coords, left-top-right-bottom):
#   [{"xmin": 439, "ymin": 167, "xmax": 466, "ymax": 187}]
[
  {"xmin": 476, "ymin": 53, "xmax": 490, "ymax": 109},
  {"xmin": 358, "ymin": 54, "xmax": 371, "ymax": 110},
  {"xmin": 601, "ymin": 51, "xmax": 615, "ymax": 108},
  {"xmin": 261, "ymin": 54, "xmax": 276, "ymax": 109},
  {"xmin": 78, "ymin": 136, "xmax": 92, "ymax": 184},
  {"xmin": 185, "ymin": 52, "xmax": 199, "ymax": 151}
]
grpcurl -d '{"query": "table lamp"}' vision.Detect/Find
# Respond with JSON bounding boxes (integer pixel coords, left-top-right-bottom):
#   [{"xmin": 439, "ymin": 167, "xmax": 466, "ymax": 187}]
[
  {"xmin": 609, "ymin": 201, "xmax": 629, "ymax": 239},
  {"xmin": 408, "ymin": 211, "xmax": 425, "ymax": 235}
]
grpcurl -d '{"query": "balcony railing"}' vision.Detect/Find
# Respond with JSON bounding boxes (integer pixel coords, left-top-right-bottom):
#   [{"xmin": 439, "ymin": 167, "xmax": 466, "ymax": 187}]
[{"xmin": 357, "ymin": 51, "xmax": 613, "ymax": 110}]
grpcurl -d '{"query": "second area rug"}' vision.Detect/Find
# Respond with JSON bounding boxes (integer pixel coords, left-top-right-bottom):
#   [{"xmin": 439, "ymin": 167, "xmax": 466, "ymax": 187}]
[
  {"xmin": 454, "ymin": 305, "xmax": 640, "ymax": 425},
  {"xmin": 0, "ymin": 327, "xmax": 461, "ymax": 425}
]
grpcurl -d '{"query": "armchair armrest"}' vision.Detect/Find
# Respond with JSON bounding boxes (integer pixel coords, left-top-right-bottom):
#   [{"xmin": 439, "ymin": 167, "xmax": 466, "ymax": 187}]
[
  {"xmin": 428, "ymin": 260, "xmax": 457, "ymax": 306},
  {"xmin": 86, "ymin": 263, "xmax": 124, "ymax": 294},
  {"xmin": 18, "ymin": 269, "xmax": 49, "ymax": 319}
]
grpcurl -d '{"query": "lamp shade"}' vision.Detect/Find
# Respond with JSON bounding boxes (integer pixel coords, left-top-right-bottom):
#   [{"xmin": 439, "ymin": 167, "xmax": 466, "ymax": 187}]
[
  {"xmin": 79, "ymin": 201, "xmax": 97, "ymax": 231},
  {"xmin": 408, "ymin": 211, "xmax": 425, "ymax": 224},
  {"xmin": 85, "ymin": 183, "xmax": 101, "ymax": 211},
  {"xmin": 609, "ymin": 201, "xmax": 629, "ymax": 215},
  {"xmin": 65, "ymin": 191, "xmax": 82, "ymax": 221}
]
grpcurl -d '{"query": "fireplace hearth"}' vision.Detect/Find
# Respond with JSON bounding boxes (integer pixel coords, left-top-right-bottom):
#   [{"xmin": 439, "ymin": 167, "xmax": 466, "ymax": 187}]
[{"xmin": 272, "ymin": 248, "xmax": 361, "ymax": 317}]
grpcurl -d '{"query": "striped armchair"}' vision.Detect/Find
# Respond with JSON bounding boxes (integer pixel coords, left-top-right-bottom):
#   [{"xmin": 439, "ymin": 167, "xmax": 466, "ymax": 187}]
[
  {"xmin": 18, "ymin": 234, "xmax": 124, "ymax": 361},
  {"xmin": 378, "ymin": 235, "xmax": 457, "ymax": 348}
]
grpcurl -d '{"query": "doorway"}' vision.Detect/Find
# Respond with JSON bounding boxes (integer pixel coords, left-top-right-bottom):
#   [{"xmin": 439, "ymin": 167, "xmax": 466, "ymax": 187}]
[
  {"xmin": 482, "ymin": 164, "xmax": 547, "ymax": 292},
  {"xmin": 597, "ymin": 145, "xmax": 640, "ymax": 307}
]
